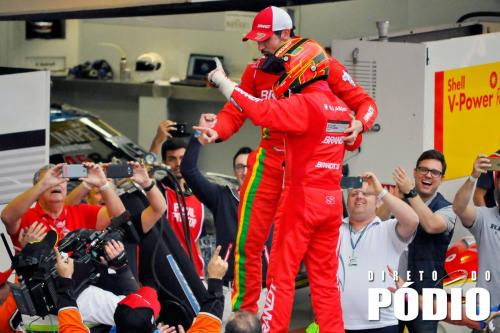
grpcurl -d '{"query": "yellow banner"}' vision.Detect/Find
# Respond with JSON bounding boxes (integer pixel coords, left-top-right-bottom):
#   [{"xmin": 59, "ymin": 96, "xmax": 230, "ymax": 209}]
[{"xmin": 435, "ymin": 62, "xmax": 500, "ymax": 179}]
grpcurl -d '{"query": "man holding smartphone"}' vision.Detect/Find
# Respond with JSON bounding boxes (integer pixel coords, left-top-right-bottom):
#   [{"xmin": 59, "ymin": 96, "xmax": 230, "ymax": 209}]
[
  {"xmin": 150, "ymin": 125, "xmax": 206, "ymax": 279},
  {"xmin": 1, "ymin": 162, "xmax": 126, "ymax": 251},
  {"xmin": 453, "ymin": 155, "xmax": 500, "ymax": 319}
]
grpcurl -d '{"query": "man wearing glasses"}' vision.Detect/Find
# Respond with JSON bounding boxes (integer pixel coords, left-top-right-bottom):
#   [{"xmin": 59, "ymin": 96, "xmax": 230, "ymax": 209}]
[{"xmin": 392, "ymin": 149, "xmax": 457, "ymax": 333}]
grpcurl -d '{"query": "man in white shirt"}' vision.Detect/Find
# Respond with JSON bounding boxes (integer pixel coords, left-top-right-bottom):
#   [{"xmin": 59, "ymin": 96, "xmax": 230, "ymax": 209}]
[{"xmin": 339, "ymin": 172, "xmax": 419, "ymax": 333}]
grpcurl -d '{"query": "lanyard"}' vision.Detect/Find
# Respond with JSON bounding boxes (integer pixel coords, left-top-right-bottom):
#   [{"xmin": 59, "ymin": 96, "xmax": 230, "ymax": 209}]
[{"xmin": 348, "ymin": 223, "xmax": 368, "ymax": 251}]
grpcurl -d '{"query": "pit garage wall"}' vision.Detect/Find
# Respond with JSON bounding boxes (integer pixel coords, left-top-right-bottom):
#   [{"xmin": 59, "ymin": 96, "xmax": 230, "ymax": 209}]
[{"xmin": 0, "ymin": 69, "xmax": 50, "ymax": 274}]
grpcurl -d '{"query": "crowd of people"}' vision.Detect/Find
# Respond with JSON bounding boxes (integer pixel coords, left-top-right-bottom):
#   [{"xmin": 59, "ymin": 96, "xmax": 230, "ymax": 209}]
[{"xmin": 0, "ymin": 5, "xmax": 499, "ymax": 333}]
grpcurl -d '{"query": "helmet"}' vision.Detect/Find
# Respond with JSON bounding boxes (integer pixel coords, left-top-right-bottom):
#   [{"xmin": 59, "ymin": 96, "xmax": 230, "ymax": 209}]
[
  {"xmin": 134, "ymin": 52, "xmax": 165, "ymax": 83},
  {"xmin": 272, "ymin": 38, "xmax": 329, "ymax": 98}
]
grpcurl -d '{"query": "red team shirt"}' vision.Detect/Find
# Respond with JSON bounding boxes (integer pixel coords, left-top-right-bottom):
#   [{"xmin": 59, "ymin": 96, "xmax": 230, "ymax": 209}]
[
  {"xmin": 12, "ymin": 203, "xmax": 100, "ymax": 251},
  {"xmin": 165, "ymin": 186, "xmax": 205, "ymax": 277}
]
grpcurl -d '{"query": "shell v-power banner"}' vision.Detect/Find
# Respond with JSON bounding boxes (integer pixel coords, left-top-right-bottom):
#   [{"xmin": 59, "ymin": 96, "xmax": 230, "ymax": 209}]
[{"xmin": 434, "ymin": 62, "xmax": 500, "ymax": 179}]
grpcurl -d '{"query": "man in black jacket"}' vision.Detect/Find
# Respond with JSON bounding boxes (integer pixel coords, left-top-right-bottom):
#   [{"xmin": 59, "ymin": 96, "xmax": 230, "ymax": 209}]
[{"xmin": 180, "ymin": 114, "xmax": 272, "ymax": 323}]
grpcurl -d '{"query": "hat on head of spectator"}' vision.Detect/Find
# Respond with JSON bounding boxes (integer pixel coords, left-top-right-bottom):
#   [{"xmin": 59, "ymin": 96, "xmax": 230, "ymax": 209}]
[
  {"xmin": 114, "ymin": 287, "xmax": 161, "ymax": 333},
  {"xmin": 0, "ymin": 268, "xmax": 12, "ymax": 285},
  {"xmin": 243, "ymin": 6, "xmax": 293, "ymax": 42}
]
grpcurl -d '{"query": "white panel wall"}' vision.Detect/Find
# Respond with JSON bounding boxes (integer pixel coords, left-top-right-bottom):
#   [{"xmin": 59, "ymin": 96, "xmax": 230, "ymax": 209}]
[{"xmin": 2, "ymin": 20, "xmax": 80, "ymax": 72}]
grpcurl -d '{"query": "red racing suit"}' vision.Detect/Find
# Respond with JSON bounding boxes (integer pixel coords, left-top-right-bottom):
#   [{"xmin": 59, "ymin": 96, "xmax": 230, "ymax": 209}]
[
  {"xmin": 229, "ymin": 80, "xmax": 355, "ymax": 333},
  {"xmin": 214, "ymin": 56, "xmax": 378, "ymax": 313}
]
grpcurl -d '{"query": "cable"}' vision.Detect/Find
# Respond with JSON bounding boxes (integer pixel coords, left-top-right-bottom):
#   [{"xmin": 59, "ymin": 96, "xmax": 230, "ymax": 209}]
[{"xmin": 163, "ymin": 167, "xmax": 193, "ymax": 262}]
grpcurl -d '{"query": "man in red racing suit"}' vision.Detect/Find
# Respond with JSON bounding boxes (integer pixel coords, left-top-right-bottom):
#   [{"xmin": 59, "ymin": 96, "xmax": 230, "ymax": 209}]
[
  {"xmin": 206, "ymin": 21, "xmax": 378, "ymax": 315},
  {"xmin": 201, "ymin": 37, "xmax": 358, "ymax": 332}
]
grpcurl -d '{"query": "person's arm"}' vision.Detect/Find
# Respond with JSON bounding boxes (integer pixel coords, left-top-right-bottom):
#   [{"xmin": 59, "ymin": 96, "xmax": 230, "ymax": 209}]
[
  {"xmin": 130, "ymin": 162, "xmax": 167, "ymax": 233},
  {"xmin": 473, "ymin": 170, "xmax": 493, "ymax": 207},
  {"xmin": 363, "ymin": 172, "xmax": 418, "ymax": 240},
  {"xmin": 212, "ymin": 63, "xmax": 258, "ymax": 142},
  {"xmin": 0, "ymin": 292, "xmax": 20, "ymax": 333},
  {"xmin": 180, "ymin": 136, "xmax": 221, "ymax": 210},
  {"xmin": 229, "ymin": 87, "xmax": 309, "ymax": 134},
  {"xmin": 328, "ymin": 57, "xmax": 378, "ymax": 132},
  {"xmin": 150, "ymin": 120, "xmax": 178, "ymax": 158},
  {"xmin": 453, "ymin": 155, "xmax": 491, "ymax": 227},
  {"xmin": 64, "ymin": 182, "xmax": 91, "ymax": 206},
  {"xmin": 393, "ymin": 166, "xmax": 448, "ymax": 234},
  {"xmin": 1, "ymin": 164, "xmax": 67, "ymax": 235},
  {"xmin": 55, "ymin": 249, "xmax": 90, "ymax": 333},
  {"xmin": 207, "ymin": 62, "xmax": 309, "ymax": 134},
  {"xmin": 179, "ymin": 246, "xmax": 227, "ymax": 333},
  {"xmin": 472, "ymin": 187, "xmax": 487, "ymax": 207},
  {"xmin": 81, "ymin": 162, "xmax": 126, "ymax": 230},
  {"xmin": 99, "ymin": 240, "xmax": 139, "ymax": 295}
]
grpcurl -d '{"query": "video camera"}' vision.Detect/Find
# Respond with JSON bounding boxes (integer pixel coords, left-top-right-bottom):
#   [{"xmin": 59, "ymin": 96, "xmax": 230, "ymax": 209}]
[{"xmin": 4, "ymin": 211, "xmax": 139, "ymax": 317}]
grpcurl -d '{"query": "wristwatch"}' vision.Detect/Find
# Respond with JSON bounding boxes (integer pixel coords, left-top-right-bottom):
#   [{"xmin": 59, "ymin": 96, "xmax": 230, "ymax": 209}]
[
  {"xmin": 143, "ymin": 179, "xmax": 156, "ymax": 192},
  {"xmin": 404, "ymin": 187, "xmax": 418, "ymax": 199}
]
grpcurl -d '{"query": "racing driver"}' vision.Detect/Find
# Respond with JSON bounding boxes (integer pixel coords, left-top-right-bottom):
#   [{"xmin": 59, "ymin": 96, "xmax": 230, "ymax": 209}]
[
  {"xmin": 200, "ymin": 37, "xmax": 358, "ymax": 333},
  {"xmin": 197, "ymin": 6, "xmax": 378, "ymax": 314}
]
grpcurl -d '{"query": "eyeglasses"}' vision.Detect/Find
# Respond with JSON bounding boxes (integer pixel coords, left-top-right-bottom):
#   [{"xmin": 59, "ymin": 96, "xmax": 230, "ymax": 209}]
[
  {"xmin": 234, "ymin": 164, "xmax": 247, "ymax": 172},
  {"xmin": 416, "ymin": 166, "xmax": 443, "ymax": 178}
]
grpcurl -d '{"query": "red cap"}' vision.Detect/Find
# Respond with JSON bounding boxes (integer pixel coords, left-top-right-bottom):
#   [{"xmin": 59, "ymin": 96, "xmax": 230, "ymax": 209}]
[
  {"xmin": 0, "ymin": 268, "xmax": 12, "ymax": 285},
  {"xmin": 118, "ymin": 286, "xmax": 161, "ymax": 318},
  {"xmin": 243, "ymin": 6, "xmax": 293, "ymax": 42}
]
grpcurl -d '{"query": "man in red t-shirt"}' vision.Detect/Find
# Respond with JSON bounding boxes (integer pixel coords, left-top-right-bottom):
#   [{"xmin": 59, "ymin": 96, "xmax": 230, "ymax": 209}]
[
  {"xmin": 1, "ymin": 162, "xmax": 126, "ymax": 251},
  {"xmin": 151, "ymin": 136, "xmax": 205, "ymax": 278}
]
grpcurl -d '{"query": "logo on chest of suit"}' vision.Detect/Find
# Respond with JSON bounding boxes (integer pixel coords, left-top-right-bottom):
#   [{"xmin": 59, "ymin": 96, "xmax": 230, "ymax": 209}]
[{"xmin": 260, "ymin": 90, "xmax": 276, "ymax": 100}]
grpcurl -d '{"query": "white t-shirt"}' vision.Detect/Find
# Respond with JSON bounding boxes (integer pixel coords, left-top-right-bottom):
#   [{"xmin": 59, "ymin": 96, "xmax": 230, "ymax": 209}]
[
  {"xmin": 339, "ymin": 217, "xmax": 412, "ymax": 330},
  {"xmin": 468, "ymin": 206, "xmax": 500, "ymax": 306}
]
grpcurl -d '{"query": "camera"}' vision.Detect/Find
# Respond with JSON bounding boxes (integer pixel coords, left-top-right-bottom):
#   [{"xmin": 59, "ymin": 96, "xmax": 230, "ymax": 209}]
[{"xmin": 8, "ymin": 211, "xmax": 139, "ymax": 317}]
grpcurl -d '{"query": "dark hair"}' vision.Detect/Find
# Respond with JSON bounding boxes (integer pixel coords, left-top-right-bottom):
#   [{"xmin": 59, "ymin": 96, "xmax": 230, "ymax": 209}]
[
  {"xmin": 233, "ymin": 147, "xmax": 252, "ymax": 169},
  {"xmin": 416, "ymin": 149, "xmax": 447, "ymax": 176},
  {"xmin": 161, "ymin": 138, "xmax": 187, "ymax": 162},
  {"xmin": 273, "ymin": 28, "xmax": 296, "ymax": 38},
  {"xmin": 324, "ymin": 46, "xmax": 332, "ymax": 55},
  {"xmin": 226, "ymin": 312, "xmax": 261, "ymax": 333}
]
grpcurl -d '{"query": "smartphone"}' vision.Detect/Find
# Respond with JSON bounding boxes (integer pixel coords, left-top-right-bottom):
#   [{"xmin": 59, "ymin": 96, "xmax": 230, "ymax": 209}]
[
  {"xmin": 106, "ymin": 164, "xmax": 133, "ymax": 178},
  {"xmin": 62, "ymin": 164, "xmax": 87, "ymax": 179},
  {"xmin": 171, "ymin": 123, "xmax": 189, "ymax": 137},
  {"xmin": 486, "ymin": 157, "xmax": 500, "ymax": 171},
  {"xmin": 341, "ymin": 176, "xmax": 363, "ymax": 189}
]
